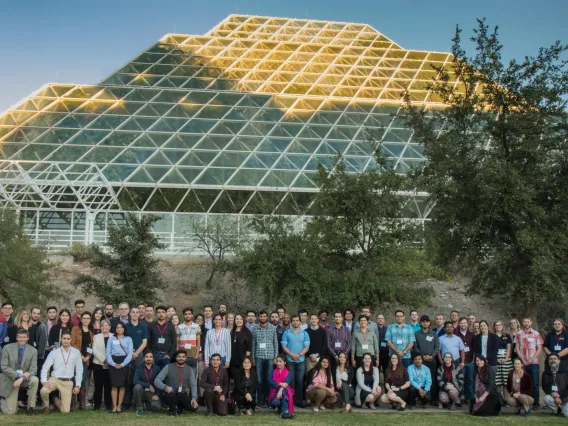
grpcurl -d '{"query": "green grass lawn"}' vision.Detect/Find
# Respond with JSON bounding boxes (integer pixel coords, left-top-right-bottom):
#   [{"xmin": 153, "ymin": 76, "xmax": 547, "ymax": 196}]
[{"xmin": 1, "ymin": 409, "xmax": 566, "ymax": 425}]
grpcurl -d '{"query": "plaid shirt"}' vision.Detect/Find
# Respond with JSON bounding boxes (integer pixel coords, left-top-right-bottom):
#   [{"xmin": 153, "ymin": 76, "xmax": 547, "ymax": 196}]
[
  {"xmin": 516, "ymin": 329, "xmax": 543, "ymax": 365},
  {"xmin": 251, "ymin": 323, "xmax": 278, "ymax": 360},
  {"xmin": 385, "ymin": 323, "xmax": 416, "ymax": 359},
  {"xmin": 327, "ymin": 325, "xmax": 351, "ymax": 358}
]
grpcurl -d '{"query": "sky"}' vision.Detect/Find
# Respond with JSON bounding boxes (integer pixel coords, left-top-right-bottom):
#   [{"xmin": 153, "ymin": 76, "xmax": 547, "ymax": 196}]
[{"xmin": 1, "ymin": 0, "xmax": 566, "ymax": 112}]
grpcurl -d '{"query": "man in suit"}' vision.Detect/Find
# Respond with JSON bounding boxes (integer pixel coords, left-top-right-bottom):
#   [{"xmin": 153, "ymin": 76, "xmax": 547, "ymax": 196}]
[{"xmin": 0, "ymin": 329, "xmax": 38, "ymax": 415}]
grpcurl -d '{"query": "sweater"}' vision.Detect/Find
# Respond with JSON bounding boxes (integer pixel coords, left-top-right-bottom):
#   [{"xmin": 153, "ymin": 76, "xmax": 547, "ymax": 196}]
[
  {"xmin": 154, "ymin": 363, "xmax": 198, "ymax": 398},
  {"xmin": 437, "ymin": 365, "xmax": 464, "ymax": 393},
  {"xmin": 200, "ymin": 366, "xmax": 230, "ymax": 397},
  {"xmin": 507, "ymin": 371, "xmax": 533, "ymax": 396},
  {"xmin": 306, "ymin": 326, "xmax": 328, "ymax": 357}
]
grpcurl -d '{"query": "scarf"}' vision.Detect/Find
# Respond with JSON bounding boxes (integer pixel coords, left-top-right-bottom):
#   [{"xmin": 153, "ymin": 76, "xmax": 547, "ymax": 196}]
[
  {"xmin": 444, "ymin": 364, "xmax": 453, "ymax": 383},
  {"xmin": 268, "ymin": 367, "xmax": 295, "ymax": 414},
  {"xmin": 551, "ymin": 364, "xmax": 559, "ymax": 378}
]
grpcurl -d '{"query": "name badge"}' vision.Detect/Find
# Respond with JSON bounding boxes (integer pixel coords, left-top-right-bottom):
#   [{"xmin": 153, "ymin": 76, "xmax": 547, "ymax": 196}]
[
  {"xmin": 464, "ymin": 346, "xmax": 470, "ymax": 352},
  {"xmin": 144, "ymin": 388, "xmax": 151, "ymax": 392},
  {"xmin": 396, "ymin": 339, "xmax": 403, "ymax": 345},
  {"xmin": 335, "ymin": 342, "xmax": 341, "ymax": 348},
  {"xmin": 158, "ymin": 338, "xmax": 165, "ymax": 344},
  {"xmin": 380, "ymin": 342, "xmax": 386, "ymax": 347},
  {"xmin": 555, "ymin": 345, "xmax": 562, "ymax": 351},
  {"xmin": 184, "ymin": 344, "xmax": 192, "ymax": 349},
  {"xmin": 362, "ymin": 344, "xmax": 369, "ymax": 350},
  {"xmin": 16, "ymin": 369, "xmax": 23, "ymax": 375},
  {"xmin": 86, "ymin": 347, "xmax": 93, "ymax": 354},
  {"xmin": 3, "ymin": 337, "xmax": 8, "ymax": 343},
  {"xmin": 552, "ymin": 385, "xmax": 559, "ymax": 392},
  {"xmin": 113, "ymin": 340, "xmax": 120, "ymax": 345},
  {"xmin": 498, "ymin": 349, "xmax": 506, "ymax": 355},
  {"xmin": 426, "ymin": 336, "xmax": 433, "ymax": 342},
  {"xmin": 178, "ymin": 386, "xmax": 183, "ymax": 393},
  {"xmin": 33, "ymin": 342, "xmax": 37, "ymax": 347},
  {"xmin": 259, "ymin": 343, "xmax": 266, "ymax": 349},
  {"xmin": 527, "ymin": 337, "xmax": 535, "ymax": 343}
]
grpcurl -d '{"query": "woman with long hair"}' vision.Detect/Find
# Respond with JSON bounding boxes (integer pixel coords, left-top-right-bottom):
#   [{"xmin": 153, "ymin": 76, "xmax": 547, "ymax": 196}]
[
  {"xmin": 170, "ymin": 314, "xmax": 180, "ymax": 328},
  {"xmin": 493, "ymin": 320, "xmax": 513, "ymax": 396},
  {"xmin": 233, "ymin": 356, "xmax": 258, "ymax": 415},
  {"xmin": 225, "ymin": 313, "xmax": 235, "ymax": 330},
  {"xmin": 92, "ymin": 319, "xmax": 112, "ymax": 411},
  {"xmin": 230, "ymin": 313, "xmax": 252, "ymax": 380},
  {"xmin": 437, "ymin": 352, "xmax": 464, "ymax": 409},
  {"xmin": 48, "ymin": 308, "xmax": 72, "ymax": 349},
  {"xmin": 204, "ymin": 314, "xmax": 231, "ymax": 369},
  {"xmin": 509, "ymin": 319, "xmax": 521, "ymax": 360},
  {"xmin": 91, "ymin": 307, "xmax": 104, "ymax": 335},
  {"xmin": 71, "ymin": 311, "xmax": 94, "ymax": 410},
  {"xmin": 306, "ymin": 356, "xmax": 337, "ymax": 412},
  {"xmin": 336, "ymin": 352, "xmax": 354, "ymax": 412},
  {"xmin": 506, "ymin": 358, "xmax": 534, "ymax": 417},
  {"xmin": 471, "ymin": 355, "xmax": 501, "ymax": 416},
  {"xmin": 382, "ymin": 352, "xmax": 409, "ymax": 411},
  {"xmin": 14, "ymin": 310, "xmax": 31, "ymax": 330},
  {"xmin": 105, "ymin": 322, "xmax": 133, "ymax": 413},
  {"xmin": 355, "ymin": 353, "xmax": 381, "ymax": 409},
  {"xmin": 268, "ymin": 354, "xmax": 294, "ymax": 419}
]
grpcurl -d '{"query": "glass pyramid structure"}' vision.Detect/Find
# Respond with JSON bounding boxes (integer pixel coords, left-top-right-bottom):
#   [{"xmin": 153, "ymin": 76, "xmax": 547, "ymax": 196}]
[{"xmin": 0, "ymin": 14, "xmax": 448, "ymax": 252}]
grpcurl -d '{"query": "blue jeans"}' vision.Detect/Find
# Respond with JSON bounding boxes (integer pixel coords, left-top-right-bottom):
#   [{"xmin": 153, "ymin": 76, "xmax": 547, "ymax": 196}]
[
  {"xmin": 463, "ymin": 362, "xmax": 474, "ymax": 400},
  {"xmin": 80, "ymin": 362, "xmax": 88, "ymax": 387},
  {"xmin": 255, "ymin": 358, "xmax": 274, "ymax": 404},
  {"xmin": 154, "ymin": 352, "xmax": 171, "ymax": 369},
  {"xmin": 271, "ymin": 393, "xmax": 290, "ymax": 415},
  {"xmin": 288, "ymin": 361, "xmax": 305, "ymax": 405},
  {"xmin": 525, "ymin": 364, "xmax": 540, "ymax": 405},
  {"xmin": 402, "ymin": 358, "xmax": 411, "ymax": 368}
]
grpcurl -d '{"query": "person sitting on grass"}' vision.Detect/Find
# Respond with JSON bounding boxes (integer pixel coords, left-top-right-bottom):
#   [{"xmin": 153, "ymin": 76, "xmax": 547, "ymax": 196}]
[{"xmin": 268, "ymin": 354, "xmax": 294, "ymax": 419}]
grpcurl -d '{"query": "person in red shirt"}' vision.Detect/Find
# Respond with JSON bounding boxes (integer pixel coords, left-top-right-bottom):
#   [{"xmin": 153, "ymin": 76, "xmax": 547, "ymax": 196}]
[
  {"xmin": 456, "ymin": 317, "xmax": 475, "ymax": 404},
  {"xmin": 70, "ymin": 300, "xmax": 85, "ymax": 328}
]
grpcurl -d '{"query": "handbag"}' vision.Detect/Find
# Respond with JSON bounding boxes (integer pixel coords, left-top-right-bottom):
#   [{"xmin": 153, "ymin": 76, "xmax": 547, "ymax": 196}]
[{"xmin": 228, "ymin": 396, "xmax": 240, "ymax": 415}]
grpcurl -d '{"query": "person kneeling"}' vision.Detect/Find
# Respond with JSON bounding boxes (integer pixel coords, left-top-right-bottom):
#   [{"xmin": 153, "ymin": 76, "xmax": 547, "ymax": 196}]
[
  {"xmin": 201, "ymin": 353, "xmax": 229, "ymax": 416},
  {"xmin": 305, "ymin": 356, "xmax": 337, "ymax": 412},
  {"xmin": 407, "ymin": 353, "xmax": 432, "ymax": 408},
  {"xmin": 381, "ymin": 353, "xmax": 410, "ymax": 411},
  {"xmin": 233, "ymin": 356, "xmax": 258, "ymax": 416},
  {"xmin": 506, "ymin": 358, "xmax": 534, "ymax": 417},
  {"xmin": 132, "ymin": 352, "xmax": 162, "ymax": 416},
  {"xmin": 268, "ymin": 354, "xmax": 294, "ymax": 419},
  {"xmin": 438, "ymin": 352, "xmax": 464, "ymax": 409},
  {"xmin": 542, "ymin": 353, "xmax": 568, "ymax": 417},
  {"xmin": 355, "ymin": 353, "xmax": 381, "ymax": 409},
  {"xmin": 154, "ymin": 350, "xmax": 198, "ymax": 417}
]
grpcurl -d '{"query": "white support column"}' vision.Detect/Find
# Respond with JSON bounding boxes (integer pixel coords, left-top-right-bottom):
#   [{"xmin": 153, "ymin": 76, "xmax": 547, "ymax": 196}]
[{"xmin": 85, "ymin": 212, "xmax": 95, "ymax": 245}]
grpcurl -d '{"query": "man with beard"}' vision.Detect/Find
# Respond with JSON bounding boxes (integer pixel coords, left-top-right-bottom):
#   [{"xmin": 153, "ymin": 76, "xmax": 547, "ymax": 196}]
[
  {"xmin": 147, "ymin": 306, "xmax": 177, "ymax": 369},
  {"xmin": 203, "ymin": 306, "xmax": 214, "ymax": 331},
  {"xmin": 327, "ymin": 311, "xmax": 351, "ymax": 373},
  {"xmin": 104, "ymin": 303, "xmax": 115, "ymax": 319},
  {"xmin": 252, "ymin": 311, "xmax": 278, "ymax": 408},
  {"xmin": 542, "ymin": 353, "xmax": 568, "ymax": 416},
  {"xmin": 154, "ymin": 350, "xmax": 198, "ymax": 417},
  {"xmin": 144, "ymin": 305, "xmax": 155, "ymax": 324},
  {"xmin": 270, "ymin": 311, "xmax": 284, "ymax": 353},
  {"xmin": 132, "ymin": 352, "xmax": 161, "ymax": 416}
]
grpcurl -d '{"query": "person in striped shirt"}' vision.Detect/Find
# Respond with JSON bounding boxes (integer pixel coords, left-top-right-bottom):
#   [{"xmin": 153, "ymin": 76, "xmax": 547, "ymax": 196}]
[{"xmin": 204, "ymin": 314, "xmax": 231, "ymax": 369}]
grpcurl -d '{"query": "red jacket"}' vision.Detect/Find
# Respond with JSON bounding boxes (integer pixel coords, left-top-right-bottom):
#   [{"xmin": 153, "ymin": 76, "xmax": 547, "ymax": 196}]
[{"xmin": 507, "ymin": 371, "xmax": 532, "ymax": 396}]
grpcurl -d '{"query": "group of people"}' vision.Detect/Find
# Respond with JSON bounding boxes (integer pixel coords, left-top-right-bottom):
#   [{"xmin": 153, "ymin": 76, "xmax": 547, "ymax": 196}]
[{"xmin": 0, "ymin": 300, "xmax": 567, "ymax": 419}]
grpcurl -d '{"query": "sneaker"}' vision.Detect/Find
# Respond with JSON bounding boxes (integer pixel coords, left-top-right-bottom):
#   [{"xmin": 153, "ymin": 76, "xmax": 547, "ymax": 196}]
[
  {"xmin": 312, "ymin": 407, "xmax": 319, "ymax": 412},
  {"xmin": 43, "ymin": 407, "xmax": 50, "ymax": 415},
  {"xmin": 177, "ymin": 407, "xmax": 183, "ymax": 415},
  {"xmin": 27, "ymin": 408, "xmax": 36, "ymax": 416},
  {"xmin": 525, "ymin": 410, "xmax": 531, "ymax": 417},
  {"xmin": 168, "ymin": 410, "xmax": 176, "ymax": 417},
  {"xmin": 397, "ymin": 406, "xmax": 406, "ymax": 412},
  {"xmin": 136, "ymin": 409, "xmax": 144, "ymax": 417}
]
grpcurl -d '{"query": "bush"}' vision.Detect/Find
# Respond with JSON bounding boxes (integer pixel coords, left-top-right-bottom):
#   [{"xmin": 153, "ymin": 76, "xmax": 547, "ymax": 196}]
[{"xmin": 62, "ymin": 243, "xmax": 93, "ymax": 262}]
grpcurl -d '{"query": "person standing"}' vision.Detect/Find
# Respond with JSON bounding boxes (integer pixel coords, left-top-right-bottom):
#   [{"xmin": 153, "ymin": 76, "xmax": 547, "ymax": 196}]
[
  {"xmin": 110, "ymin": 303, "xmax": 130, "ymax": 334},
  {"xmin": 91, "ymin": 319, "xmax": 112, "ymax": 411},
  {"xmin": 516, "ymin": 317, "xmax": 543, "ymax": 410},
  {"xmin": 473, "ymin": 320, "xmax": 500, "ymax": 377},
  {"xmin": 376, "ymin": 314, "xmax": 389, "ymax": 377},
  {"xmin": 124, "ymin": 306, "xmax": 147, "ymax": 409},
  {"xmin": 413, "ymin": 315, "xmax": 440, "ymax": 405},
  {"xmin": 352, "ymin": 315, "xmax": 380, "ymax": 369},
  {"xmin": 281, "ymin": 315, "xmax": 310, "ymax": 408},
  {"xmin": 327, "ymin": 311, "xmax": 351, "ymax": 373},
  {"xmin": 71, "ymin": 311, "xmax": 93, "ymax": 410},
  {"xmin": 245, "ymin": 310, "xmax": 256, "ymax": 333},
  {"xmin": 343, "ymin": 309, "xmax": 355, "ymax": 333},
  {"xmin": 0, "ymin": 329, "xmax": 38, "ymax": 415},
  {"xmin": 306, "ymin": 314, "xmax": 328, "ymax": 374},
  {"xmin": 70, "ymin": 300, "xmax": 86, "ymax": 328},
  {"xmin": 543, "ymin": 319, "xmax": 568, "ymax": 372},
  {"xmin": 408, "ymin": 311, "xmax": 421, "ymax": 333},
  {"xmin": 132, "ymin": 352, "xmax": 161, "ymax": 416},
  {"xmin": 456, "ymin": 317, "xmax": 475, "ymax": 404},
  {"xmin": 506, "ymin": 358, "xmax": 534, "ymax": 417},
  {"xmin": 230, "ymin": 314, "xmax": 252, "ymax": 380},
  {"xmin": 252, "ymin": 310, "xmax": 279, "ymax": 407},
  {"xmin": 105, "ymin": 323, "xmax": 133, "ymax": 413},
  {"xmin": 542, "ymin": 353, "xmax": 568, "ymax": 416},
  {"xmin": 29, "ymin": 307, "xmax": 41, "ymax": 350},
  {"xmin": 493, "ymin": 320, "xmax": 513, "ymax": 397},
  {"xmin": 386, "ymin": 310, "xmax": 416, "ymax": 368},
  {"xmin": 155, "ymin": 350, "xmax": 199, "ymax": 417},
  {"xmin": 176, "ymin": 307, "xmax": 200, "ymax": 374},
  {"xmin": 40, "ymin": 331, "xmax": 83, "ymax": 414},
  {"xmin": 203, "ymin": 306, "xmax": 214, "ymax": 331},
  {"xmin": 407, "ymin": 354, "xmax": 432, "ymax": 408},
  {"xmin": 204, "ymin": 314, "xmax": 231, "ymax": 368},
  {"xmin": 147, "ymin": 306, "xmax": 177, "ymax": 369},
  {"xmin": 48, "ymin": 309, "xmax": 71, "ymax": 350},
  {"xmin": 37, "ymin": 306, "xmax": 57, "ymax": 365},
  {"xmin": 200, "ymin": 353, "xmax": 229, "ymax": 416}
]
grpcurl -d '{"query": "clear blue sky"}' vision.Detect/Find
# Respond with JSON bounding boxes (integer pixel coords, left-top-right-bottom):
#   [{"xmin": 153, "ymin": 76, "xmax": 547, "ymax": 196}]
[{"xmin": 1, "ymin": 0, "xmax": 566, "ymax": 112}]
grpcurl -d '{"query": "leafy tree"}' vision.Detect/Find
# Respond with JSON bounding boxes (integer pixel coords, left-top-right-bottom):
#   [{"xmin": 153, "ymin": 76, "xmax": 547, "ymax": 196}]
[
  {"xmin": 74, "ymin": 213, "xmax": 166, "ymax": 306},
  {"xmin": 233, "ymin": 146, "xmax": 436, "ymax": 311},
  {"xmin": 402, "ymin": 19, "xmax": 568, "ymax": 321},
  {"xmin": 0, "ymin": 209, "xmax": 58, "ymax": 307}
]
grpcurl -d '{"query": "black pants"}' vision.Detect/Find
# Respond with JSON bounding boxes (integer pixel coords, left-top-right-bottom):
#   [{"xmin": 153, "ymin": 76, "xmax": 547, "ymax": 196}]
[
  {"xmin": 235, "ymin": 394, "xmax": 256, "ymax": 410},
  {"xmin": 379, "ymin": 351, "xmax": 389, "ymax": 378},
  {"xmin": 162, "ymin": 391, "xmax": 198, "ymax": 414},
  {"xmin": 408, "ymin": 386, "xmax": 431, "ymax": 406},
  {"xmin": 92, "ymin": 363, "xmax": 112, "ymax": 410},
  {"xmin": 423, "ymin": 359, "xmax": 438, "ymax": 403}
]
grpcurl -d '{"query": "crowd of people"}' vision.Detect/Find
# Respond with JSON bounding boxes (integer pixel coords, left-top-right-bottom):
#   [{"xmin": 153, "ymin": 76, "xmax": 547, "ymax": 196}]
[{"xmin": 0, "ymin": 300, "xmax": 567, "ymax": 419}]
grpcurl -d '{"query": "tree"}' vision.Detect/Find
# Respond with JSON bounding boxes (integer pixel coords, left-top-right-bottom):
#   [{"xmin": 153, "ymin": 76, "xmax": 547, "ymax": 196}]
[
  {"xmin": 402, "ymin": 19, "xmax": 568, "ymax": 322},
  {"xmin": 185, "ymin": 215, "xmax": 243, "ymax": 288},
  {"xmin": 74, "ymin": 213, "xmax": 166, "ymax": 306},
  {"xmin": 0, "ymin": 209, "xmax": 58, "ymax": 307},
  {"xmin": 233, "ymin": 146, "xmax": 436, "ymax": 310}
]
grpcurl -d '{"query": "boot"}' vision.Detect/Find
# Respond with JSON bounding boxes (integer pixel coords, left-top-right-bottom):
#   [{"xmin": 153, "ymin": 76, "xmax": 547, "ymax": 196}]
[{"xmin": 71, "ymin": 394, "xmax": 78, "ymax": 411}]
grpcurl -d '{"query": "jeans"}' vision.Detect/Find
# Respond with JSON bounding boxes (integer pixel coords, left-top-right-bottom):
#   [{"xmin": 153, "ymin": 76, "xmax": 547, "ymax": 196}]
[
  {"xmin": 154, "ymin": 352, "xmax": 171, "ymax": 370},
  {"xmin": 524, "ymin": 364, "xmax": 540, "ymax": 405},
  {"xmin": 255, "ymin": 358, "xmax": 274, "ymax": 404},
  {"xmin": 288, "ymin": 361, "xmax": 305, "ymax": 404},
  {"xmin": 81, "ymin": 362, "xmax": 88, "ymax": 387},
  {"xmin": 271, "ymin": 393, "xmax": 290, "ymax": 415},
  {"xmin": 463, "ymin": 362, "xmax": 474, "ymax": 400},
  {"xmin": 402, "ymin": 358, "xmax": 412, "ymax": 369}
]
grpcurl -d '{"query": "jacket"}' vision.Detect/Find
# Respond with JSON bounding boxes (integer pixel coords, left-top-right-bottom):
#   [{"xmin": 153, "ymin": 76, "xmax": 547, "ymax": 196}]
[
  {"xmin": 200, "ymin": 366, "xmax": 230, "ymax": 397},
  {"xmin": 71, "ymin": 326, "xmax": 94, "ymax": 366},
  {"xmin": 437, "ymin": 364, "xmax": 464, "ymax": 393},
  {"xmin": 133, "ymin": 364, "xmax": 161, "ymax": 389},
  {"xmin": 473, "ymin": 333, "xmax": 501, "ymax": 367},
  {"xmin": 92, "ymin": 332, "xmax": 113, "ymax": 366},
  {"xmin": 507, "ymin": 371, "xmax": 533, "ymax": 396},
  {"xmin": 233, "ymin": 368, "xmax": 258, "ymax": 400},
  {"xmin": 35, "ymin": 321, "xmax": 50, "ymax": 359},
  {"xmin": 355, "ymin": 366, "xmax": 380, "ymax": 406},
  {"xmin": 0, "ymin": 343, "xmax": 38, "ymax": 397},
  {"xmin": 542, "ymin": 368, "xmax": 568, "ymax": 403},
  {"xmin": 230, "ymin": 327, "xmax": 253, "ymax": 368}
]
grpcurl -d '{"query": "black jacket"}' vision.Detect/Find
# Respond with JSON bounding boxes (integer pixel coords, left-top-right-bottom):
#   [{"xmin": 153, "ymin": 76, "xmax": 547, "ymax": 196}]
[
  {"xmin": 542, "ymin": 368, "xmax": 568, "ymax": 403},
  {"xmin": 233, "ymin": 368, "xmax": 258, "ymax": 400},
  {"xmin": 230, "ymin": 327, "xmax": 253, "ymax": 368},
  {"xmin": 473, "ymin": 333, "xmax": 501, "ymax": 367}
]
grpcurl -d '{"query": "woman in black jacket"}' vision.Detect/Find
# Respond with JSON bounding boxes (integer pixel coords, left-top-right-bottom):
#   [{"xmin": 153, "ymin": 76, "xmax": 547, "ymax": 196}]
[
  {"xmin": 48, "ymin": 308, "xmax": 72, "ymax": 349},
  {"xmin": 233, "ymin": 356, "xmax": 258, "ymax": 415},
  {"xmin": 473, "ymin": 321, "xmax": 501, "ymax": 368},
  {"xmin": 335, "ymin": 352, "xmax": 354, "ymax": 412},
  {"xmin": 230, "ymin": 314, "xmax": 253, "ymax": 380}
]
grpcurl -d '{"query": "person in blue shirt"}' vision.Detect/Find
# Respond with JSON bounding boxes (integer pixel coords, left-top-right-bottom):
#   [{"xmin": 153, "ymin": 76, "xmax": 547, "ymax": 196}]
[
  {"xmin": 407, "ymin": 310, "xmax": 421, "ymax": 333},
  {"xmin": 407, "ymin": 354, "xmax": 432, "ymax": 408},
  {"xmin": 281, "ymin": 315, "xmax": 310, "ymax": 407},
  {"xmin": 543, "ymin": 319, "xmax": 568, "ymax": 371},
  {"xmin": 386, "ymin": 310, "xmax": 416, "ymax": 368},
  {"xmin": 105, "ymin": 323, "xmax": 133, "ymax": 413}
]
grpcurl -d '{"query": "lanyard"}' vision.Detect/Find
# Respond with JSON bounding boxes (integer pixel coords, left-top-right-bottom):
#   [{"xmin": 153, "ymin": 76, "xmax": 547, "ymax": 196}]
[
  {"xmin": 415, "ymin": 367, "xmax": 423, "ymax": 381},
  {"xmin": 215, "ymin": 329, "xmax": 222, "ymax": 345},
  {"xmin": 176, "ymin": 366, "xmax": 185, "ymax": 386},
  {"xmin": 61, "ymin": 348, "xmax": 71, "ymax": 366},
  {"xmin": 143, "ymin": 366, "xmax": 152, "ymax": 385},
  {"xmin": 156, "ymin": 322, "xmax": 168, "ymax": 337},
  {"xmin": 361, "ymin": 330, "xmax": 367, "ymax": 342},
  {"xmin": 212, "ymin": 368, "xmax": 221, "ymax": 386}
]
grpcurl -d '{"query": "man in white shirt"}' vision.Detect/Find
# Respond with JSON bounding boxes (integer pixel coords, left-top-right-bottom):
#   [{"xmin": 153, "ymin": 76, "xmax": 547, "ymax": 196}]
[{"xmin": 40, "ymin": 331, "xmax": 82, "ymax": 414}]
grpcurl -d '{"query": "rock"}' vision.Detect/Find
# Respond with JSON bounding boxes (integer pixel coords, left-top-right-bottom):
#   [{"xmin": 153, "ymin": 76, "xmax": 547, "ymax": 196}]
[
  {"xmin": 447, "ymin": 304, "xmax": 454, "ymax": 309},
  {"xmin": 456, "ymin": 288, "xmax": 467, "ymax": 293}
]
